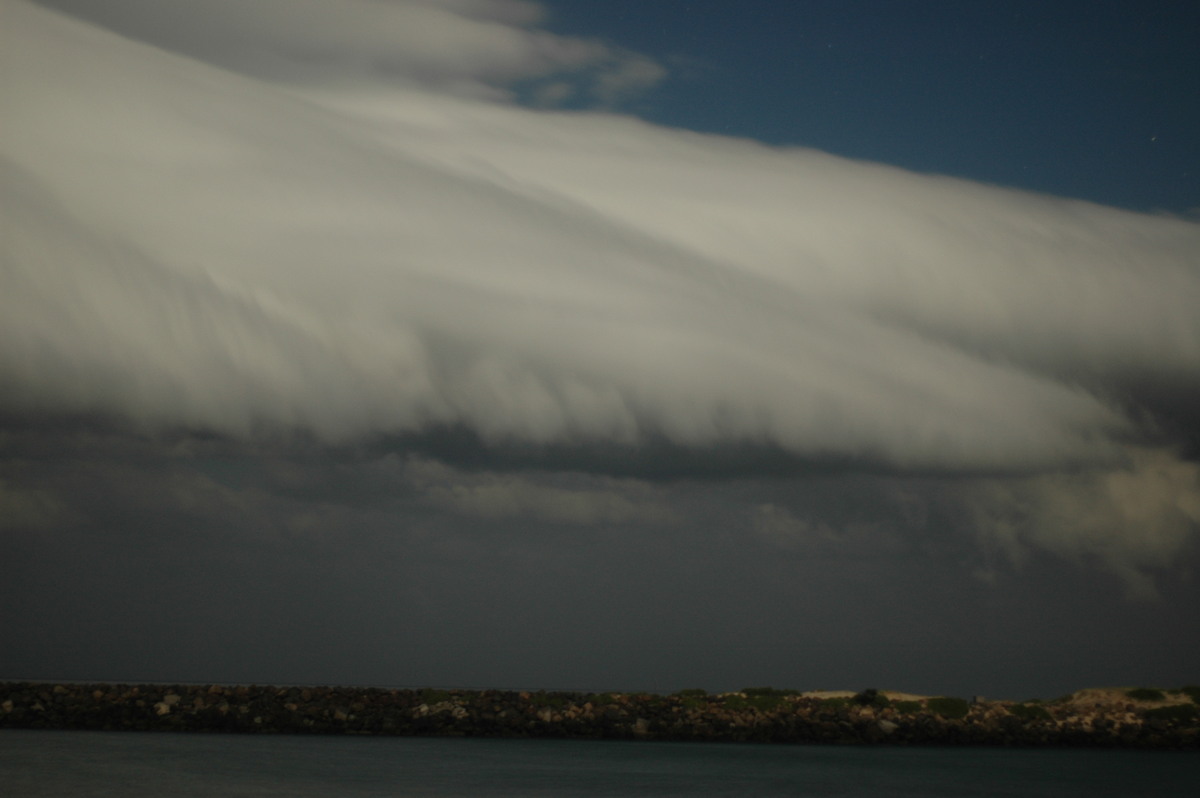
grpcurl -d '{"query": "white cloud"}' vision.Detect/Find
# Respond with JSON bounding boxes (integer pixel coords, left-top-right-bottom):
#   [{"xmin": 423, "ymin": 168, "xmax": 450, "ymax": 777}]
[{"xmin": 2, "ymin": 0, "xmax": 1199, "ymax": 483}]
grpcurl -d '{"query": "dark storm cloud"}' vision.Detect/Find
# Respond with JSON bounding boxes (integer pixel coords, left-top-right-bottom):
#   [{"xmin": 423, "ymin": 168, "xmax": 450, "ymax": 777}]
[
  {"xmin": 2, "ymin": 0, "xmax": 1199, "ymax": 693},
  {"xmin": 3, "ymin": 424, "xmax": 1197, "ymax": 694}
]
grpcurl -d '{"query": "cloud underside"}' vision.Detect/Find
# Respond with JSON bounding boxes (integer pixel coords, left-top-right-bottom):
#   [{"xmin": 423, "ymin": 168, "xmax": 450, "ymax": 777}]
[{"xmin": 3, "ymin": 0, "xmax": 1200, "ymax": 595}]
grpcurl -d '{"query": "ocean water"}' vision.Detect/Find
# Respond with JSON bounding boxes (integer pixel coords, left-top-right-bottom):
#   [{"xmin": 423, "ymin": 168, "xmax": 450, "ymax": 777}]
[{"xmin": 1, "ymin": 730, "xmax": 1195, "ymax": 797}]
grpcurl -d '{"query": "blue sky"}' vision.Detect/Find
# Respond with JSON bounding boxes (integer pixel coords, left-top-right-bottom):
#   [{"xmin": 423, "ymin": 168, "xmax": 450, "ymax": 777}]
[{"xmin": 545, "ymin": 0, "xmax": 1199, "ymax": 212}]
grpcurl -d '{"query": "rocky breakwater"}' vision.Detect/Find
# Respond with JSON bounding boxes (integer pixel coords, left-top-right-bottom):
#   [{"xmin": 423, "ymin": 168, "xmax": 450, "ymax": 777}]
[{"xmin": 1, "ymin": 683, "xmax": 1197, "ymax": 749}]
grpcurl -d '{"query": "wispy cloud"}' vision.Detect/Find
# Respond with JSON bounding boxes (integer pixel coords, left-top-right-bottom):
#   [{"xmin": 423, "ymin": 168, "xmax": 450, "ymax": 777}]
[{"xmin": 26, "ymin": 0, "xmax": 660, "ymax": 101}]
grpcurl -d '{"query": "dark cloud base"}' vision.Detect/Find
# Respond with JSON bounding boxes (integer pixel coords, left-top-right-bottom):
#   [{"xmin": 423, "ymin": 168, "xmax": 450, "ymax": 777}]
[
  {"xmin": 4, "ymin": 419, "xmax": 1200, "ymax": 698},
  {"xmin": 377, "ymin": 425, "xmax": 865, "ymax": 481}
]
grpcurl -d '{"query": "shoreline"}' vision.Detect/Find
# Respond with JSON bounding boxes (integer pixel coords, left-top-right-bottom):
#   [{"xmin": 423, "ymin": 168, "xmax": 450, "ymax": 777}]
[{"xmin": 2, "ymin": 682, "xmax": 1197, "ymax": 749}]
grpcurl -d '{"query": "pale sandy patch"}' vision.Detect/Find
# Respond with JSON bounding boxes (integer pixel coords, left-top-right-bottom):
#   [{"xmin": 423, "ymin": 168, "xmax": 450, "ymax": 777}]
[
  {"xmin": 881, "ymin": 691, "xmax": 931, "ymax": 702},
  {"xmin": 798, "ymin": 690, "xmax": 933, "ymax": 701}
]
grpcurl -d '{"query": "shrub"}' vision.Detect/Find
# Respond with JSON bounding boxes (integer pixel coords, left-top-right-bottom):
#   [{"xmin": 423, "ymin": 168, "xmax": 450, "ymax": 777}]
[
  {"xmin": 740, "ymin": 687, "xmax": 798, "ymax": 697},
  {"xmin": 1125, "ymin": 688, "xmax": 1166, "ymax": 702},
  {"xmin": 675, "ymin": 688, "xmax": 707, "ymax": 698},
  {"xmin": 418, "ymin": 689, "xmax": 451, "ymax": 704},
  {"xmin": 1143, "ymin": 704, "xmax": 1198, "ymax": 723},
  {"xmin": 853, "ymin": 689, "xmax": 891, "ymax": 708},
  {"xmin": 1177, "ymin": 686, "xmax": 1200, "ymax": 703},
  {"xmin": 1007, "ymin": 703, "xmax": 1053, "ymax": 722},
  {"xmin": 891, "ymin": 700, "xmax": 923, "ymax": 715},
  {"xmin": 926, "ymin": 697, "xmax": 970, "ymax": 719}
]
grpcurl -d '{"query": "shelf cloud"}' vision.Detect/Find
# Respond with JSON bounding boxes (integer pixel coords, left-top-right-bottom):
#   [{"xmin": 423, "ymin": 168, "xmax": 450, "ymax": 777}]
[
  {"xmin": 6, "ymin": 0, "xmax": 1198, "ymax": 477},
  {"xmin": 2, "ymin": 0, "xmax": 1199, "ymax": 684}
]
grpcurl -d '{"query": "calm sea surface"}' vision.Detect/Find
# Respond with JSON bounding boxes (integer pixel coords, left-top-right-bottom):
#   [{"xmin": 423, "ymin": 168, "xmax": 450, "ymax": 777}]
[{"xmin": 1, "ymin": 729, "xmax": 1195, "ymax": 797}]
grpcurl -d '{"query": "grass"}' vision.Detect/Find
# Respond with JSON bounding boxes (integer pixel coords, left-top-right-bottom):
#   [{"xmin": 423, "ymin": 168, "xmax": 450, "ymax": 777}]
[
  {"xmin": 527, "ymin": 691, "xmax": 568, "ymax": 709},
  {"xmin": 673, "ymin": 689, "xmax": 708, "ymax": 710},
  {"xmin": 418, "ymin": 689, "xmax": 453, "ymax": 705},
  {"xmin": 1007, "ymin": 703, "xmax": 1053, "ymax": 722},
  {"xmin": 725, "ymin": 693, "xmax": 787, "ymax": 712},
  {"xmin": 925, "ymin": 697, "xmax": 970, "ymax": 720},
  {"xmin": 717, "ymin": 687, "xmax": 800, "ymax": 712}
]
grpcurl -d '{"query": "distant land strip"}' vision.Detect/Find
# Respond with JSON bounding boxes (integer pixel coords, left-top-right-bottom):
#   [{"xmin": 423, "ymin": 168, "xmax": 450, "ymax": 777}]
[{"xmin": 2, "ymin": 682, "xmax": 1198, "ymax": 749}]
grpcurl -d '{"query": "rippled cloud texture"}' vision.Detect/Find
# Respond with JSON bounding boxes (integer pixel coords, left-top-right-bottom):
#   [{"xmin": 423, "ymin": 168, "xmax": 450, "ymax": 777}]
[{"xmin": 2, "ymin": 0, "xmax": 1199, "ymax": 696}]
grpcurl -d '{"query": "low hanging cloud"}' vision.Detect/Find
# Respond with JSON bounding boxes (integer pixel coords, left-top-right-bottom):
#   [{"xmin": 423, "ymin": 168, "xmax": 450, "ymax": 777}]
[
  {"xmin": 0, "ymin": 479, "xmax": 67, "ymax": 532},
  {"xmin": 965, "ymin": 448, "xmax": 1200, "ymax": 599},
  {"xmin": 751, "ymin": 503, "xmax": 904, "ymax": 559},
  {"xmin": 401, "ymin": 455, "xmax": 678, "ymax": 526},
  {"xmin": 2, "ymin": 1, "xmax": 1199, "ymax": 490}
]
